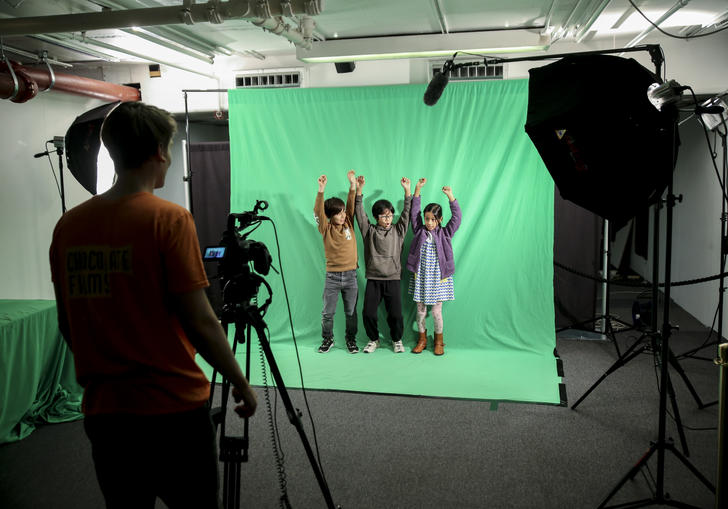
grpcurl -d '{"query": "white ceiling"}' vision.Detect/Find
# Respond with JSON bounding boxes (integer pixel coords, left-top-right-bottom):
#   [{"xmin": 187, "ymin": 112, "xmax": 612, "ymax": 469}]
[{"xmin": 0, "ymin": 0, "xmax": 726, "ymax": 70}]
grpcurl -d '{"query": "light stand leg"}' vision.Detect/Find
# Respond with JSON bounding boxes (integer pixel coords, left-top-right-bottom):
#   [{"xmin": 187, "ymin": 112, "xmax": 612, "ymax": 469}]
[{"xmin": 571, "ymin": 334, "xmax": 648, "ymax": 410}]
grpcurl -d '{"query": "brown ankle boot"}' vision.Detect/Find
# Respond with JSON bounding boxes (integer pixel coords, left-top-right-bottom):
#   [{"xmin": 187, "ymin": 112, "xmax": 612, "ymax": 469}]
[
  {"xmin": 412, "ymin": 330, "xmax": 427, "ymax": 353},
  {"xmin": 434, "ymin": 332, "xmax": 444, "ymax": 356}
]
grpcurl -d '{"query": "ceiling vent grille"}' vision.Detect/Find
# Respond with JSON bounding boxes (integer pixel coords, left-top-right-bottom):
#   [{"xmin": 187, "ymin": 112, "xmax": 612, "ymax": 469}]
[
  {"xmin": 234, "ymin": 70, "xmax": 302, "ymax": 88},
  {"xmin": 431, "ymin": 61, "xmax": 504, "ymax": 81}
]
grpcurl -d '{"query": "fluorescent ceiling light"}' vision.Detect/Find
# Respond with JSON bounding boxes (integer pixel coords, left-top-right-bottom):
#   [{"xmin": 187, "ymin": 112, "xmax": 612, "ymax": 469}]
[
  {"xmin": 296, "ymin": 31, "xmax": 551, "ymax": 63},
  {"xmin": 591, "ymin": 9, "xmax": 717, "ymax": 34}
]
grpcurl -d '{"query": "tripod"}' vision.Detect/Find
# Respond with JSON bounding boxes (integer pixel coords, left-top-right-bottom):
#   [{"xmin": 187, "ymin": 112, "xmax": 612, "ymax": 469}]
[
  {"xmin": 597, "ymin": 132, "xmax": 715, "ymax": 508},
  {"xmin": 557, "ymin": 218, "xmax": 635, "ymax": 357},
  {"xmin": 209, "ymin": 275, "xmax": 338, "ymax": 509}
]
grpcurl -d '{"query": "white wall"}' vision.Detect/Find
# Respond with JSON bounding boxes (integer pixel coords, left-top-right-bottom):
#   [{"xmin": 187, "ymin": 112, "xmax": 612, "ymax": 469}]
[
  {"xmin": 626, "ymin": 117, "xmax": 726, "ymax": 332},
  {"xmin": 2, "ymin": 32, "xmax": 727, "ymax": 331},
  {"xmin": 0, "ymin": 93, "xmax": 106, "ymax": 299}
]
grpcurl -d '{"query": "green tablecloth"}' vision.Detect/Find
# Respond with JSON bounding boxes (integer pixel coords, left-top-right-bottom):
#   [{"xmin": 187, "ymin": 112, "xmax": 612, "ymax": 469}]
[{"xmin": 0, "ymin": 300, "xmax": 83, "ymax": 443}]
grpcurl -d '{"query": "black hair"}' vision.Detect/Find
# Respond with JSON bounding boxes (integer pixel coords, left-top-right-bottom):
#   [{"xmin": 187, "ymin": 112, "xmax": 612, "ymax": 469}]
[
  {"xmin": 372, "ymin": 199, "xmax": 394, "ymax": 218},
  {"xmin": 424, "ymin": 203, "xmax": 443, "ymax": 221},
  {"xmin": 101, "ymin": 101, "xmax": 177, "ymax": 170},
  {"xmin": 324, "ymin": 197, "xmax": 345, "ymax": 219}
]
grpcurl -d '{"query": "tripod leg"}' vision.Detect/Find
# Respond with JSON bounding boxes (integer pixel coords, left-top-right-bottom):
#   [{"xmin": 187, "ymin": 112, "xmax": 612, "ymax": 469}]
[
  {"xmin": 571, "ymin": 339, "xmax": 647, "ymax": 410},
  {"xmin": 221, "ymin": 440, "xmax": 243, "ymax": 509},
  {"xmin": 664, "ymin": 370, "xmax": 690, "ymax": 457},
  {"xmin": 598, "ymin": 444, "xmax": 657, "ymax": 509},
  {"xmin": 664, "ymin": 442, "xmax": 716, "ymax": 493},
  {"xmin": 246, "ymin": 310, "xmax": 338, "ymax": 509},
  {"xmin": 606, "ymin": 319, "xmax": 623, "ymax": 358},
  {"xmin": 667, "ymin": 348, "xmax": 706, "ymax": 409}
]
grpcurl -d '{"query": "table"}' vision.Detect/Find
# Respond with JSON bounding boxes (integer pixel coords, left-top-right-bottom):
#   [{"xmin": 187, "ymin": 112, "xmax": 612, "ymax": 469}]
[{"xmin": 0, "ymin": 300, "xmax": 83, "ymax": 443}]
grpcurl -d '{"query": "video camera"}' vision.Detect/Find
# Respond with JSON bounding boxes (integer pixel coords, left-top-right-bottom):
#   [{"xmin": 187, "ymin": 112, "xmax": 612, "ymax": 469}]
[{"xmin": 203, "ymin": 200, "xmax": 273, "ymax": 308}]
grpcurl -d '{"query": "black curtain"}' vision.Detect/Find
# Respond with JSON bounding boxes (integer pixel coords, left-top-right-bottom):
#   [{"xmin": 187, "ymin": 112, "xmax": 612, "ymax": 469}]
[
  {"xmin": 553, "ymin": 191, "xmax": 599, "ymax": 328},
  {"xmin": 189, "ymin": 142, "xmax": 231, "ymax": 316}
]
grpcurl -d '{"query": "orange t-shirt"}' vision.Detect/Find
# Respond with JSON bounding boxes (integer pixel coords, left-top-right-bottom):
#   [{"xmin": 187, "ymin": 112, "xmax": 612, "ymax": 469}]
[{"xmin": 49, "ymin": 192, "xmax": 210, "ymax": 415}]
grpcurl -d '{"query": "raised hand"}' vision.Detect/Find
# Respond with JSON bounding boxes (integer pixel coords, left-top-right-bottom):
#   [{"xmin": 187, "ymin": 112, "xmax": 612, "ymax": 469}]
[
  {"xmin": 414, "ymin": 178, "xmax": 426, "ymax": 197},
  {"xmin": 318, "ymin": 175, "xmax": 327, "ymax": 192},
  {"xmin": 401, "ymin": 177, "xmax": 411, "ymax": 196},
  {"xmin": 357, "ymin": 175, "xmax": 366, "ymax": 188},
  {"xmin": 442, "ymin": 186, "xmax": 454, "ymax": 201},
  {"xmin": 347, "ymin": 170, "xmax": 356, "ymax": 184}
]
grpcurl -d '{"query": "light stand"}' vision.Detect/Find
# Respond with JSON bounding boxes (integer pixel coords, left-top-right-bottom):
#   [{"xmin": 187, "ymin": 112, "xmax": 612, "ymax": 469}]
[
  {"xmin": 597, "ymin": 118, "xmax": 715, "ymax": 509},
  {"xmin": 56, "ymin": 143, "xmax": 66, "ymax": 214},
  {"xmin": 556, "ymin": 217, "xmax": 634, "ymax": 356},
  {"xmin": 34, "ymin": 136, "xmax": 66, "ymax": 214},
  {"xmin": 570, "ymin": 195, "xmax": 699, "ymax": 458}
]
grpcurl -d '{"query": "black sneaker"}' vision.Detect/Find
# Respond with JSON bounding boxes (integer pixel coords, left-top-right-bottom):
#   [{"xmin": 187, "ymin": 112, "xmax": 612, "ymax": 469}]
[
  {"xmin": 345, "ymin": 338, "xmax": 359, "ymax": 354},
  {"xmin": 318, "ymin": 338, "xmax": 334, "ymax": 353}
]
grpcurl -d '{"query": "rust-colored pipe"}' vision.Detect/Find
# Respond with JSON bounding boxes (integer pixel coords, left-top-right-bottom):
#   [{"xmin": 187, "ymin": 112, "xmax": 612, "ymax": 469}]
[
  {"xmin": 0, "ymin": 61, "xmax": 38, "ymax": 103},
  {"xmin": 0, "ymin": 64, "xmax": 140, "ymax": 102}
]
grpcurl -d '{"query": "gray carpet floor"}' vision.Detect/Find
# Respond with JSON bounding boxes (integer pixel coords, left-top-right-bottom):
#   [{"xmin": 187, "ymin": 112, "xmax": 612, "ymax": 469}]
[{"xmin": 0, "ymin": 284, "xmax": 723, "ymax": 509}]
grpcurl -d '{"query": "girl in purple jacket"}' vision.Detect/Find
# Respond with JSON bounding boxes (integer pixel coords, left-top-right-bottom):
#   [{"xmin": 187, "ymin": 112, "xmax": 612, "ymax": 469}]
[{"xmin": 407, "ymin": 178, "xmax": 461, "ymax": 355}]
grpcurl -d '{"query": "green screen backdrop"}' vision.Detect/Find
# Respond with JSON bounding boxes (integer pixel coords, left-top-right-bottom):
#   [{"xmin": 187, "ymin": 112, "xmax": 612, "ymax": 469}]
[{"xmin": 222, "ymin": 79, "xmax": 562, "ymax": 404}]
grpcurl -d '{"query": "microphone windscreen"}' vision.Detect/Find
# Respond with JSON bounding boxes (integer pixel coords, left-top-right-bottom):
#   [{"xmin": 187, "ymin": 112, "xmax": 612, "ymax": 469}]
[{"xmin": 423, "ymin": 72, "xmax": 449, "ymax": 106}]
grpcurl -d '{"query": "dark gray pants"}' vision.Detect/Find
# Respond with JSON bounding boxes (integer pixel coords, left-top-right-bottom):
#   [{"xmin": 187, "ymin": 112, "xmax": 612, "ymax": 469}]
[
  {"xmin": 363, "ymin": 279, "xmax": 403, "ymax": 342},
  {"xmin": 321, "ymin": 269, "xmax": 358, "ymax": 340}
]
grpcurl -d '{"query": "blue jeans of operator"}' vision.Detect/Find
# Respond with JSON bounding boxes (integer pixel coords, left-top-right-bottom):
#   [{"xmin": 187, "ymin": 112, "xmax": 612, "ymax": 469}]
[{"xmin": 321, "ymin": 269, "xmax": 358, "ymax": 341}]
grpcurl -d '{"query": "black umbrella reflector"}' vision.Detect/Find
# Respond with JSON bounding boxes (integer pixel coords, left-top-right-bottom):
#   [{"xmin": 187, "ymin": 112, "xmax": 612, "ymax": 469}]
[
  {"xmin": 525, "ymin": 55, "xmax": 678, "ymax": 230},
  {"xmin": 65, "ymin": 101, "xmax": 121, "ymax": 195}
]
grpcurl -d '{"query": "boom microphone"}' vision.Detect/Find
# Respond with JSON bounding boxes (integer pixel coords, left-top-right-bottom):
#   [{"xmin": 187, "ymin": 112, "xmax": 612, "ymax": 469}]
[{"xmin": 423, "ymin": 71, "xmax": 449, "ymax": 106}]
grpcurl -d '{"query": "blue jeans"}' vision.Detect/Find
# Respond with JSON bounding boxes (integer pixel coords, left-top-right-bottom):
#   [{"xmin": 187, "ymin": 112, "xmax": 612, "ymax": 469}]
[{"xmin": 321, "ymin": 269, "xmax": 358, "ymax": 340}]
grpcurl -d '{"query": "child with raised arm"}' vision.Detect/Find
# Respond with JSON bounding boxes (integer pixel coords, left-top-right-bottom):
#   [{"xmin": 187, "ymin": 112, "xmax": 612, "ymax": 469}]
[
  {"xmin": 354, "ymin": 175, "xmax": 412, "ymax": 353},
  {"xmin": 314, "ymin": 171, "xmax": 360, "ymax": 353},
  {"xmin": 407, "ymin": 178, "xmax": 461, "ymax": 355}
]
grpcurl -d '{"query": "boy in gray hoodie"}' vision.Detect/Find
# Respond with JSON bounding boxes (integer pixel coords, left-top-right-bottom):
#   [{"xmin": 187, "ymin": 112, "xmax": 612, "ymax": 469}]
[{"xmin": 354, "ymin": 175, "xmax": 412, "ymax": 353}]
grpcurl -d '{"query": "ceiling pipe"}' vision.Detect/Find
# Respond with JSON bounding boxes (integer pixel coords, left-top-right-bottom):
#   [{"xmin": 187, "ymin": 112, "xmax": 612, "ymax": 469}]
[
  {"xmin": 122, "ymin": 27, "xmax": 215, "ymax": 63},
  {"xmin": 252, "ymin": 15, "xmax": 312, "ymax": 49},
  {"xmin": 0, "ymin": 60, "xmax": 37, "ymax": 102},
  {"xmin": 541, "ymin": 0, "xmax": 559, "ymax": 36},
  {"xmin": 433, "ymin": 0, "xmax": 450, "ymax": 34},
  {"xmin": 76, "ymin": 36, "xmax": 219, "ymax": 80},
  {"xmin": 32, "ymin": 34, "xmax": 121, "ymax": 62},
  {"xmin": 0, "ymin": 61, "xmax": 140, "ymax": 102},
  {"xmin": 145, "ymin": 25, "xmax": 221, "ymax": 54},
  {"xmin": 553, "ymin": 0, "xmax": 588, "ymax": 40},
  {"xmin": 626, "ymin": 0, "xmax": 691, "ymax": 47},
  {"xmin": 90, "ymin": 0, "xmax": 233, "ymax": 56},
  {"xmin": 1, "ymin": 43, "xmax": 73, "ymax": 68},
  {"xmin": 0, "ymin": 0, "xmax": 323, "ymax": 49},
  {"xmin": 575, "ymin": 0, "xmax": 614, "ymax": 43}
]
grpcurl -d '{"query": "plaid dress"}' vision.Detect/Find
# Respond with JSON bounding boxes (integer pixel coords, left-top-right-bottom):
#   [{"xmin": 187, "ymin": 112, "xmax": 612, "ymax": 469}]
[{"xmin": 408, "ymin": 232, "xmax": 454, "ymax": 305}]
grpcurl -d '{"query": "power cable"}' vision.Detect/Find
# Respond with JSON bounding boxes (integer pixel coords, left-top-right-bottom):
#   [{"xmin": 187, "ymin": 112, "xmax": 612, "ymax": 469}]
[{"xmin": 628, "ymin": 0, "xmax": 728, "ymax": 39}]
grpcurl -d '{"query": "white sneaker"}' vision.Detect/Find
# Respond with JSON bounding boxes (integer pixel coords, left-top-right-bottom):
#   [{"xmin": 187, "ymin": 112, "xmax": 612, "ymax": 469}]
[
  {"xmin": 393, "ymin": 340, "xmax": 405, "ymax": 353},
  {"xmin": 363, "ymin": 340, "xmax": 380, "ymax": 353}
]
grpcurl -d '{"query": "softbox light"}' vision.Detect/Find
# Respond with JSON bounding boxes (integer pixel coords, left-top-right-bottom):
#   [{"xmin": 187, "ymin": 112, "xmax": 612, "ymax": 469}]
[
  {"xmin": 65, "ymin": 101, "xmax": 121, "ymax": 195},
  {"xmin": 525, "ymin": 55, "xmax": 678, "ymax": 229}
]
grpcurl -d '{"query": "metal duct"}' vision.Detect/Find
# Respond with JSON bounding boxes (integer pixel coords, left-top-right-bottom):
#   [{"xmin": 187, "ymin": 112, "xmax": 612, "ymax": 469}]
[
  {"xmin": 0, "ymin": 0, "xmax": 322, "ymax": 50},
  {"xmin": 0, "ymin": 62, "xmax": 140, "ymax": 102}
]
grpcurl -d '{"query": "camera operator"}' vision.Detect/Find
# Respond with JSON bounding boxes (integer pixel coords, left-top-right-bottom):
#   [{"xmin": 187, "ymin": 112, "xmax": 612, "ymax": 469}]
[{"xmin": 49, "ymin": 101, "xmax": 256, "ymax": 509}]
